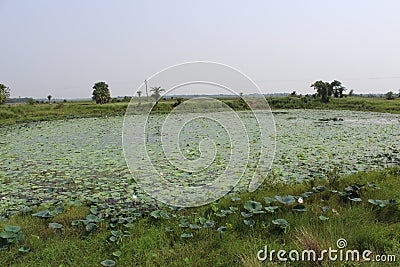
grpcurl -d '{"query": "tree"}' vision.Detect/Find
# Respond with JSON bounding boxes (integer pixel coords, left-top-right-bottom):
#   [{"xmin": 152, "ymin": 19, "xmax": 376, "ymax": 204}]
[
  {"xmin": 385, "ymin": 91, "xmax": 395, "ymax": 100},
  {"xmin": 137, "ymin": 90, "xmax": 142, "ymax": 98},
  {"xmin": 311, "ymin": 80, "xmax": 346, "ymax": 103},
  {"xmin": 0, "ymin": 84, "xmax": 10, "ymax": 105},
  {"xmin": 150, "ymin": 86, "xmax": 165, "ymax": 101},
  {"xmin": 348, "ymin": 89, "xmax": 354, "ymax": 96},
  {"xmin": 47, "ymin": 95, "xmax": 52, "ymax": 103},
  {"xmin": 92, "ymin": 82, "xmax": 111, "ymax": 104},
  {"xmin": 311, "ymin": 80, "xmax": 331, "ymax": 103},
  {"xmin": 331, "ymin": 80, "xmax": 346, "ymax": 98}
]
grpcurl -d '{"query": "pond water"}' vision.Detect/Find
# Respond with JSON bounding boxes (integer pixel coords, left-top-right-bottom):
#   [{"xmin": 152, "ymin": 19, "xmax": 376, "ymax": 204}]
[{"xmin": 0, "ymin": 109, "xmax": 399, "ymax": 215}]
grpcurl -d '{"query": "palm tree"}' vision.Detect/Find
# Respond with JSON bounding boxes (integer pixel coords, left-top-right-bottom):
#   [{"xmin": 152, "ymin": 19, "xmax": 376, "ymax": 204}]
[
  {"xmin": 150, "ymin": 86, "xmax": 165, "ymax": 101},
  {"xmin": 137, "ymin": 90, "xmax": 142, "ymax": 98},
  {"xmin": 47, "ymin": 95, "xmax": 52, "ymax": 104}
]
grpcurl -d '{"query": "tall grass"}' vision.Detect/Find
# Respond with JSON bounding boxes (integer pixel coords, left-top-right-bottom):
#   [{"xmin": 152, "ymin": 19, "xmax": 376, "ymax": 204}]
[{"xmin": 1, "ymin": 167, "xmax": 399, "ymax": 266}]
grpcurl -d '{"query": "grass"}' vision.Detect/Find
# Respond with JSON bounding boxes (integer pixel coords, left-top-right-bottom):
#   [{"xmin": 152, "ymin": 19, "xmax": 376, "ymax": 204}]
[
  {"xmin": 0, "ymin": 101, "xmax": 129, "ymax": 125},
  {"xmin": 1, "ymin": 96, "xmax": 400, "ymax": 126},
  {"xmin": 266, "ymin": 96, "xmax": 400, "ymax": 113},
  {"xmin": 1, "ymin": 167, "xmax": 399, "ymax": 266}
]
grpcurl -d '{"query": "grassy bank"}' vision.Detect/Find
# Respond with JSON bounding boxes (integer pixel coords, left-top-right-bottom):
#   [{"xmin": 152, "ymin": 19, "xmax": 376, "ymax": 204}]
[
  {"xmin": 1, "ymin": 96, "xmax": 399, "ymax": 126},
  {"xmin": 266, "ymin": 96, "xmax": 400, "ymax": 113},
  {"xmin": 1, "ymin": 167, "xmax": 399, "ymax": 266}
]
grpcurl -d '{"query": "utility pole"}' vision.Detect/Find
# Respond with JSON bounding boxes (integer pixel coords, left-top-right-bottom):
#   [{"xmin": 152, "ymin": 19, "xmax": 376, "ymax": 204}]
[{"xmin": 144, "ymin": 79, "xmax": 149, "ymax": 101}]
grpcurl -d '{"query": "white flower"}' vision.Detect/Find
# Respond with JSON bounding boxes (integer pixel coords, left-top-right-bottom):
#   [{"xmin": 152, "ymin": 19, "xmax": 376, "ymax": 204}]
[
  {"xmin": 298, "ymin": 197, "xmax": 303, "ymax": 204},
  {"xmin": 160, "ymin": 172, "xmax": 164, "ymax": 176},
  {"xmin": 132, "ymin": 194, "xmax": 138, "ymax": 201},
  {"xmin": 1, "ymin": 197, "xmax": 6, "ymax": 200}
]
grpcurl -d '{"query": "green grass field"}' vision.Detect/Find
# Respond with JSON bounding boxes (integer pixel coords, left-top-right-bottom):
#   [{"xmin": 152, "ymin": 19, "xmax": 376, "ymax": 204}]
[{"xmin": 1, "ymin": 167, "xmax": 399, "ymax": 266}]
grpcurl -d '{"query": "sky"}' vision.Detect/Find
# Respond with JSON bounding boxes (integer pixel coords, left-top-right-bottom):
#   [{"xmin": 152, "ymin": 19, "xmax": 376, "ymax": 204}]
[{"xmin": 1, "ymin": 0, "xmax": 400, "ymax": 99}]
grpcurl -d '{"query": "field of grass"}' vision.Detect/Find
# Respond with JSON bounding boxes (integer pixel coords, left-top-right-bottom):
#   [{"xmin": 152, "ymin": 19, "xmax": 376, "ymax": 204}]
[
  {"xmin": 265, "ymin": 96, "xmax": 400, "ymax": 114},
  {"xmin": 0, "ymin": 101, "xmax": 128, "ymax": 125},
  {"xmin": 1, "ymin": 96, "xmax": 400, "ymax": 126},
  {"xmin": 0, "ymin": 167, "xmax": 399, "ymax": 266}
]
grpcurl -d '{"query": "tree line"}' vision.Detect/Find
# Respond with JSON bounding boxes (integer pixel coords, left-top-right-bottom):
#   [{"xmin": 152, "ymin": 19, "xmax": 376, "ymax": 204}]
[{"xmin": 0, "ymin": 81, "xmax": 399, "ymax": 105}]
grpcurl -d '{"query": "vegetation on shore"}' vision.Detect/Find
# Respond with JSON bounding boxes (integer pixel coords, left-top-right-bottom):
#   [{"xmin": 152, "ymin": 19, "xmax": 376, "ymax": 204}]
[
  {"xmin": 0, "ymin": 96, "xmax": 400, "ymax": 126},
  {"xmin": 0, "ymin": 167, "xmax": 399, "ymax": 266}
]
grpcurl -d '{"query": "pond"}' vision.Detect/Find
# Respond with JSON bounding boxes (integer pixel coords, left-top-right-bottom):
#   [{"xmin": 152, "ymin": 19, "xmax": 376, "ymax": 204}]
[{"xmin": 0, "ymin": 109, "xmax": 399, "ymax": 216}]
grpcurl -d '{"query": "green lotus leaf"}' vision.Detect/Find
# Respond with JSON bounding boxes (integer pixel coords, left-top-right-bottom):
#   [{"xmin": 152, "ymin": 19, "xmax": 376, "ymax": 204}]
[
  {"xmin": 272, "ymin": 219, "xmax": 289, "ymax": 227},
  {"xmin": 18, "ymin": 246, "xmax": 30, "ymax": 253},
  {"xmin": 4, "ymin": 225, "xmax": 21, "ymax": 233},
  {"xmin": 275, "ymin": 195, "xmax": 295, "ymax": 205},
  {"xmin": 100, "ymin": 259, "xmax": 116, "ymax": 266},
  {"xmin": 243, "ymin": 219, "xmax": 255, "ymax": 227},
  {"xmin": 319, "ymin": 215, "xmax": 329, "ymax": 221},
  {"xmin": 180, "ymin": 233, "xmax": 193, "ymax": 238},
  {"xmin": 112, "ymin": 250, "xmax": 122, "ymax": 257},
  {"xmin": 243, "ymin": 200, "xmax": 263, "ymax": 212},
  {"xmin": 265, "ymin": 206, "xmax": 280, "ymax": 213},
  {"xmin": 264, "ymin": 197, "xmax": 276, "ymax": 204}
]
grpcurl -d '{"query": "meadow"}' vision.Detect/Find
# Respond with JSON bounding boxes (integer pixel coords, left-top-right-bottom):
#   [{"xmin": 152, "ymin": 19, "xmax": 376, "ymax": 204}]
[{"xmin": 0, "ymin": 96, "xmax": 400, "ymax": 266}]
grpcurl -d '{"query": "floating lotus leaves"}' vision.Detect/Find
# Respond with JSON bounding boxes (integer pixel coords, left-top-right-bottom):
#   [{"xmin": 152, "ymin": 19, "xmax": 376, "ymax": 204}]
[
  {"xmin": 301, "ymin": 192, "xmax": 314, "ymax": 198},
  {"xmin": 0, "ymin": 231, "xmax": 15, "ymax": 239},
  {"xmin": 275, "ymin": 195, "xmax": 295, "ymax": 205},
  {"xmin": 0, "ymin": 225, "xmax": 23, "ymax": 245},
  {"xmin": 240, "ymin": 212, "xmax": 253, "ymax": 218},
  {"xmin": 84, "ymin": 214, "xmax": 104, "ymax": 224},
  {"xmin": 1, "ymin": 110, "xmax": 400, "ymax": 220},
  {"xmin": 264, "ymin": 206, "xmax": 280, "ymax": 213},
  {"xmin": 71, "ymin": 220, "xmax": 80, "ymax": 226},
  {"xmin": 203, "ymin": 220, "xmax": 215, "ymax": 228},
  {"xmin": 18, "ymin": 246, "xmax": 30, "ymax": 253},
  {"xmin": 150, "ymin": 210, "xmax": 170, "ymax": 219},
  {"xmin": 263, "ymin": 197, "xmax": 276, "ymax": 204},
  {"xmin": 312, "ymin": 186, "xmax": 326, "ymax": 193},
  {"xmin": 368, "ymin": 199, "xmax": 397, "ymax": 207},
  {"xmin": 112, "ymin": 250, "xmax": 122, "ymax": 257},
  {"xmin": 32, "ymin": 210, "xmax": 53, "ymax": 219},
  {"xmin": 319, "ymin": 215, "xmax": 329, "ymax": 221},
  {"xmin": 368, "ymin": 183, "xmax": 381, "ymax": 190},
  {"xmin": 243, "ymin": 200, "xmax": 263, "ymax": 213},
  {"xmin": 272, "ymin": 219, "xmax": 289, "ymax": 228},
  {"xmin": 4, "ymin": 225, "xmax": 21, "ymax": 233},
  {"xmin": 243, "ymin": 219, "xmax": 255, "ymax": 227},
  {"xmin": 189, "ymin": 224, "xmax": 202, "ymax": 229},
  {"xmin": 179, "ymin": 219, "xmax": 190, "ymax": 228},
  {"xmin": 101, "ymin": 259, "xmax": 116, "ymax": 267},
  {"xmin": 85, "ymin": 223, "xmax": 98, "ymax": 233},
  {"xmin": 180, "ymin": 233, "xmax": 194, "ymax": 238}
]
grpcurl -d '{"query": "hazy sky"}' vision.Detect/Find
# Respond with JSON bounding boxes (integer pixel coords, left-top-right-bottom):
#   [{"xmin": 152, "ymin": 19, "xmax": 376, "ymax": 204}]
[{"xmin": 1, "ymin": 0, "xmax": 400, "ymax": 99}]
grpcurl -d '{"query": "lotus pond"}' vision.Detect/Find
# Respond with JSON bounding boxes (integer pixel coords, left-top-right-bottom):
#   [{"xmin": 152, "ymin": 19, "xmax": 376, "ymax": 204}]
[{"xmin": 1, "ymin": 109, "xmax": 400, "ymax": 219}]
